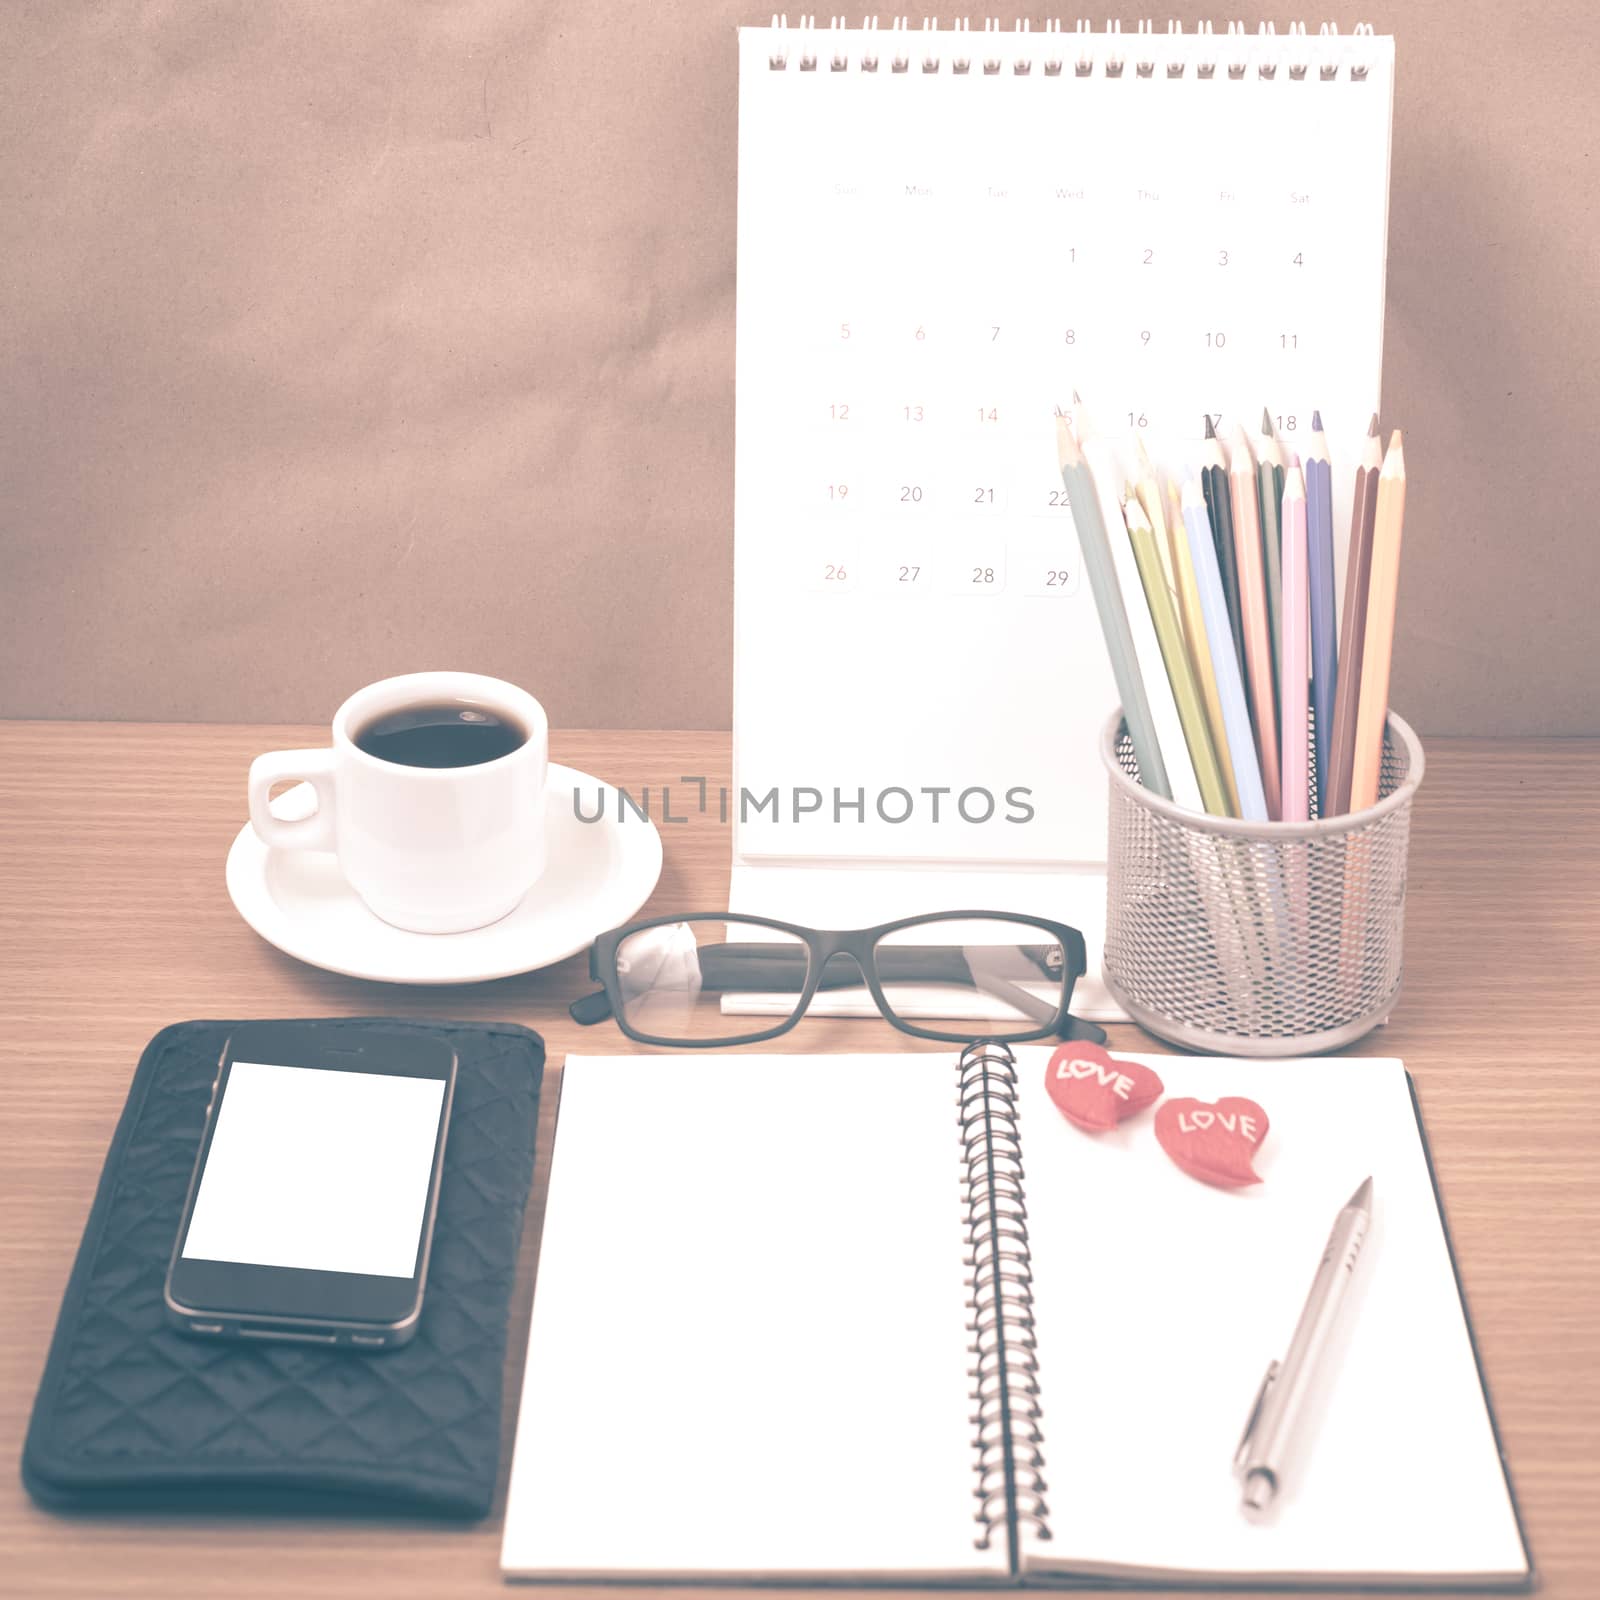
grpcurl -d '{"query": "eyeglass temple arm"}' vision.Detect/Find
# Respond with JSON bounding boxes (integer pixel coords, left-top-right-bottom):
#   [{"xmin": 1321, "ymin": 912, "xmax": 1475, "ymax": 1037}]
[
  {"xmin": 696, "ymin": 945, "xmax": 1077, "ymax": 989},
  {"xmin": 578, "ymin": 945, "xmax": 1052, "ymax": 999},
  {"xmin": 570, "ymin": 948, "xmax": 859, "ymax": 1025},
  {"xmin": 570, "ymin": 989, "xmax": 616, "ymax": 1024},
  {"xmin": 570, "ymin": 944, "xmax": 1106, "ymax": 1043}
]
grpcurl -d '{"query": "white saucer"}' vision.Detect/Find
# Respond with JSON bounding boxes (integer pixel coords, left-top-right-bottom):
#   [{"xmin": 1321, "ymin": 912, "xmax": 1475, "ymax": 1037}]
[{"xmin": 225, "ymin": 763, "xmax": 663, "ymax": 984}]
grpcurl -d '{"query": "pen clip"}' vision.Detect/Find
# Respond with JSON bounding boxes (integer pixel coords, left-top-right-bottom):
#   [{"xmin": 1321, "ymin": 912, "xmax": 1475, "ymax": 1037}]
[{"xmin": 1233, "ymin": 1359, "xmax": 1280, "ymax": 1471}]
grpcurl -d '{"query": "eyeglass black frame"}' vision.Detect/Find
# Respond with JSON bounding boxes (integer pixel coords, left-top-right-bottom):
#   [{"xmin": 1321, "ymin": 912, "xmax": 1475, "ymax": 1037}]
[{"xmin": 574, "ymin": 909, "xmax": 1099, "ymax": 1048}]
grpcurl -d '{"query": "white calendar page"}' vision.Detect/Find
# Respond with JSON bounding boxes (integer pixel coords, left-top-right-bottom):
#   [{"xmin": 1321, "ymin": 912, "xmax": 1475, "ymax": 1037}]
[{"xmin": 731, "ymin": 23, "xmax": 1394, "ymax": 958}]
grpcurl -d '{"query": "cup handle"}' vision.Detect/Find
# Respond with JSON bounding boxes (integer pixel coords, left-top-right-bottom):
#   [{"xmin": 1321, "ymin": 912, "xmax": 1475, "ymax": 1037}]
[{"xmin": 248, "ymin": 749, "xmax": 337, "ymax": 853}]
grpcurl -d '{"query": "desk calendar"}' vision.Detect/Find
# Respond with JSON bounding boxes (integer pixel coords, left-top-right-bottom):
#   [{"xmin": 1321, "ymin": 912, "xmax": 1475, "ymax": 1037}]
[{"xmin": 730, "ymin": 18, "xmax": 1395, "ymax": 999}]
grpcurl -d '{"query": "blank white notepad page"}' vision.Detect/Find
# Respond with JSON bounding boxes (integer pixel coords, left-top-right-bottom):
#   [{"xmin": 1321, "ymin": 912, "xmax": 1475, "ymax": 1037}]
[
  {"xmin": 1014, "ymin": 1053, "xmax": 1528, "ymax": 1583},
  {"xmin": 500, "ymin": 1053, "xmax": 1002, "ymax": 1581}
]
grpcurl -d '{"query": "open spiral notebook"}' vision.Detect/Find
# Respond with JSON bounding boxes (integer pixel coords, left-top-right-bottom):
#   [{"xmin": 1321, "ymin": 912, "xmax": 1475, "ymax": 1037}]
[{"xmin": 501, "ymin": 1048, "xmax": 1531, "ymax": 1588}]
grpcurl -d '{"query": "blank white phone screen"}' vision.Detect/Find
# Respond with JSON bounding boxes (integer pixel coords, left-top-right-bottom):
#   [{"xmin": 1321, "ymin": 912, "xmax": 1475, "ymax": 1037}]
[{"xmin": 182, "ymin": 1061, "xmax": 447, "ymax": 1278}]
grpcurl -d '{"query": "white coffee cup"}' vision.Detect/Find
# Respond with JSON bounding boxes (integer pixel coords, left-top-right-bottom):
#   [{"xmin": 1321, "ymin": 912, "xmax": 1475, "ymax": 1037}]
[{"xmin": 248, "ymin": 672, "xmax": 549, "ymax": 934}]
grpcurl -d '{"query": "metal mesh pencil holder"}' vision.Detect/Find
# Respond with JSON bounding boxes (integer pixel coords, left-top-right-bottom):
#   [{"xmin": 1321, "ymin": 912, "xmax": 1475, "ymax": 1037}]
[{"xmin": 1100, "ymin": 710, "xmax": 1425, "ymax": 1056}]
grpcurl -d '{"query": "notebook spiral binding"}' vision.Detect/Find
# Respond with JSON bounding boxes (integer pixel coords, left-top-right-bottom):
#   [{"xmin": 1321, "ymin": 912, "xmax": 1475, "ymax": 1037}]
[
  {"xmin": 767, "ymin": 16, "xmax": 1378, "ymax": 81},
  {"xmin": 958, "ymin": 1040, "xmax": 1049, "ymax": 1553}
]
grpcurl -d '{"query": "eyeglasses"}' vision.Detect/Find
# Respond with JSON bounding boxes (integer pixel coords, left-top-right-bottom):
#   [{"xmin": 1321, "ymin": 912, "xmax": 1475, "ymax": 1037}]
[{"xmin": 570, "ymin": 911, "xmax": 1104, "ymax": 1048}]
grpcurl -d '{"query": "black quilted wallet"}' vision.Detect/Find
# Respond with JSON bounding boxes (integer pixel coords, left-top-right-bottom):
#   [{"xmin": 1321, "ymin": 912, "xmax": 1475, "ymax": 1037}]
[{"xmin": 22, "ymin": 1017, "xmax": 544, "ymax": 1518}]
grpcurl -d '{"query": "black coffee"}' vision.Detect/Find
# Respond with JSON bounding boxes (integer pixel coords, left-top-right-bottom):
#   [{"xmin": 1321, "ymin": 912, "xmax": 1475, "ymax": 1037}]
[{"xmin": 354, "ymin": 702, "xmax": 527, "ymax": 768}]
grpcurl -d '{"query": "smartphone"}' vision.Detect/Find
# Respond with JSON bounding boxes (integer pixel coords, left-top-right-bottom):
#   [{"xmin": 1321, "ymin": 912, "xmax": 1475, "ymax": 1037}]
[{"xmin": 164, "ymin": 1022, "xmax": 457, "ymax": 1350}]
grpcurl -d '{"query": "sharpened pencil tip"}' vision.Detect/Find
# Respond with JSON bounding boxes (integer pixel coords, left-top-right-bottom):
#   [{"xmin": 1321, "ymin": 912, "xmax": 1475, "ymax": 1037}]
[
  {"xmin": 1311, "ymin": 408, "xmax": 1323, "ymax": 431},
  {"xmin": 1261, "ymin": 406, "xmax": 1274, "ymax": 435},
  {"xmin": 1072, "ymin": 388, "xmax": 1083, "ymax": 405},
  {"xmin": 1055, "ymin": 412, "xmax": 1081, "ymax": 470},
  {"xmin": 1204, "ymin": 413, "xmax": 1217, "ymax": 439},
  {"xmin": 1348, "ymin": 1176, "xmax": 1374, "ymax": 1213},
  {"xmin": 1368, "ymin": 412, "xmax": 1380, "ymax": 436}
]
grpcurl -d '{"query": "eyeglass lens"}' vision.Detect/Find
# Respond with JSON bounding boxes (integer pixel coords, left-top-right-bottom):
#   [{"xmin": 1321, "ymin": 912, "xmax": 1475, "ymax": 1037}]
[
  {"xmin": 868, "ymin": 916, "xmax": 1068, "ymax": 1038},
  {"xmin": 613, "ymin": 920, "xmax": 811, "ymax": 1043}
]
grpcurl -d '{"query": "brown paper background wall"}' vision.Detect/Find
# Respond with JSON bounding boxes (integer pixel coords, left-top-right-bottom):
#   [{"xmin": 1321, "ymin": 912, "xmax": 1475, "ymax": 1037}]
[{"xmin": 2, "ymin": 1, "xmax": 1597, "ymax": 733}]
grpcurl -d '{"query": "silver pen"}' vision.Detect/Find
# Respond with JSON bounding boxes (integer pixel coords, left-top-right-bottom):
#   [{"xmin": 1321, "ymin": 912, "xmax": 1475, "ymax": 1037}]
[{"xmin": 1234, "ymin": 1176, "xmax": 1374, "ymax": 1518}]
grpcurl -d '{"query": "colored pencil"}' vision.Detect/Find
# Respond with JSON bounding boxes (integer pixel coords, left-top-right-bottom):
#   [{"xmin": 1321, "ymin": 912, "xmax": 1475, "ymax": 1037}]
[
  {"xmin": 1166, "ymin": 478, "xmax": 1185, "ymax": 571},
  {"xmin": 1133, "ymin": 434, "xmax": 1181, "ymax": 607},
  {"xmin": 1056, "ymin": 414, "xmax": 1171, "ymax": 800},
  {"xmin": 1279, "ymin": 463, "xmax": 1310, "ymax": 822},
  {"xmin": 1074, "ymin": 396, "xmax": 1201, "ymax": 811},
  {"xmin": 1257, "ymin": 407, "xmax": 1287, "ymax": 692},
  {"xmin": 1165, "ymin": 467, "xmax": 1238, "ymax": 815},
  {"xmin": 1200, "ymin": 416, "xmax": 1247, "ymax": 687},
  {"xmin": 1181, "ymin": 478, "xmax": 1267, "ymax": 821},
  {"xmin": 1305, "ymin": 412, "xmax": 1338, "ymax": 816},
  {"xmin": 1349, "ymin": 431, "xmax": 1408, "ymax": 811},
  {"xmin": 1326, "ymin": 415, "xmax": 1384, "ymax": 814},
  {"xmin": 1122, "ymin": 494, "xmax": 1230, "ymax": 816},
  {"xmin": 1228, "ymin": 424, "xmax": 1281, "ymax": 820}
]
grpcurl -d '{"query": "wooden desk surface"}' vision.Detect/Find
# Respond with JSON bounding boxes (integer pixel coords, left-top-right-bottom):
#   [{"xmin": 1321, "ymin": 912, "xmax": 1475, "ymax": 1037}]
[{"xmin": 2, "ymin": 723, "xmax": 1597, "ymax": 1600}]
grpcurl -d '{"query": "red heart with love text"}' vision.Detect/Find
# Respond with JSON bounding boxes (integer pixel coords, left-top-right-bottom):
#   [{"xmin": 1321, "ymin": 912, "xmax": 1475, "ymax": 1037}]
[
  {"xmin": 1045, "ymin": 1044, "xmax": 1164, "ymax": 1132},
  {"xmin": 1155, "ymin": 1096, "xmax": 1270, "ymax": 1187}
]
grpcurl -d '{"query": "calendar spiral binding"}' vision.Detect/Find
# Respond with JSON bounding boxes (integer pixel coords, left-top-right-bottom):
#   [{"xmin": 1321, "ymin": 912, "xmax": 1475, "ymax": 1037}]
[
  {"xmin": 767, "ymin": 15, "xmax": 1380, "ymax": 81},
  {"xmin": 957, "ymin": 1040, "xmax": 1050, "ymax": 1554}
]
